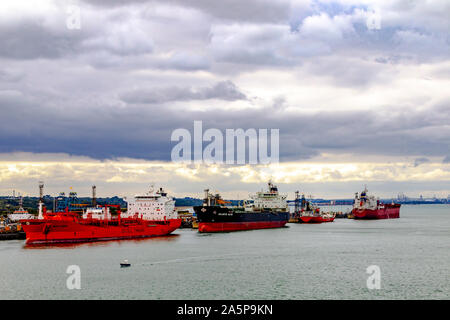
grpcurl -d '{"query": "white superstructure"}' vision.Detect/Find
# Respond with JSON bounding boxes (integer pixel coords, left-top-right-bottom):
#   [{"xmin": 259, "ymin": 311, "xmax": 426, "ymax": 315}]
[
  {"xmin": 8, "ymin": 196, "xmax": 34, "ymax": 221},
  {"xmin": 244, "ymin": 181, "xmax": 288, "ymax": 212},
  {"xmin": 124, "ymin": 187, "xmax": 177, "ymax": 221},
  {"xmin": 8, "ymin": 212, "xmax": 34, "ymax": 222},
  {"xmin": 353, "ymin": 186, "xmax": 380, "ymax": 210},
  {"xmin": 82, "ymin": 207, "xmax": 112, "ymax": 220}
]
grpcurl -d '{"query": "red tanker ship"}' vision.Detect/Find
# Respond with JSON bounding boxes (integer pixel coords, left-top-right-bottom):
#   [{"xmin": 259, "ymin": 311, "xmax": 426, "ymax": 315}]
[
  {"xmin": 21, "ymin": 187, "xmax": 181, "ymax": 244},
  {"xmin": 352, "ymin": 187, "xmax": 400, "ymax": 219}
]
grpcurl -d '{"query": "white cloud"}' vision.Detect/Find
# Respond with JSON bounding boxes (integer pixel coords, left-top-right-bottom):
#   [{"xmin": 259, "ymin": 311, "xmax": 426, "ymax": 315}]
[
  {"xmin": 81, "ymin": 19, "xmax": 154, "ymax": 56},
  {"xmin": 1, "ymin": 153, "xmax": 449, "ymax": 198},
  {"xmin": 299, "ymin": 12, "xmax": 355, "ymax": 42}
]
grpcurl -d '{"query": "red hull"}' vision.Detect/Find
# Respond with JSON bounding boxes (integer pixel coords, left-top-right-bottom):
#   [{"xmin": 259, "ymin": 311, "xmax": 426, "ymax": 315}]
[
  {"xmin": 299, "ymin": 216, "xmax": 335, "ymax": 223},
  {"xmin": 21, "ymin": 218, "xmax": 181, "ymax": 244},
  {"xmin": 198, "ymin": 220, "xmax": 287, "ymax": 233},
  {"xmin": 352, "ymin": 204, "xmax": 400, "ymax": 219}
]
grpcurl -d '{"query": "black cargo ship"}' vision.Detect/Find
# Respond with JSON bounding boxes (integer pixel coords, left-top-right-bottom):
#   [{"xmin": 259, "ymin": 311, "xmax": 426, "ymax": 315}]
[{"xmin": 194, "ymin": 182, "xmax": 289, "ymax": 232}]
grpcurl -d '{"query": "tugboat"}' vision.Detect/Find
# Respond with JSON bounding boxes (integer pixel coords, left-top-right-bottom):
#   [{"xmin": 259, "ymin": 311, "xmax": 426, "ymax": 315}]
[
  {"xmin": 194, "ymin": 181, "xmax": 289, "ymax": 232},
  {"xmin": 21, "ymin": 186, "xmax": 181, "ymax": 244},
  {"xmin": 290, "ymin": 192, "xmax": 335, "ymax": 223},
  {"xmin": 352, "ymin": 186, "xmax": 400, "ymax": 219},
  {"xmin": 292, "ymin": 192, "xmax": 335, "ymax": 223},
  {"xmin": 299, "ymin": 207, "xmax": 335, "ymax": 223}
]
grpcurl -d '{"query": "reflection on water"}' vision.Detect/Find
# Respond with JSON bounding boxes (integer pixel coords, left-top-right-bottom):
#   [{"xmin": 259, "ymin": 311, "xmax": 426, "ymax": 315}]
[{"xmin": 23, "ymin": 234, "xmax": 180, "ymax": 250}]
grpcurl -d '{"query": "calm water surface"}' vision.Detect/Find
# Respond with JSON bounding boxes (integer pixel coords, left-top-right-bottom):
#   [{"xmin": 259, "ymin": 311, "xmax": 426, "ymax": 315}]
[{"xmin": 0, "ymin": 205, "xmax": 449, "ymax": 299}]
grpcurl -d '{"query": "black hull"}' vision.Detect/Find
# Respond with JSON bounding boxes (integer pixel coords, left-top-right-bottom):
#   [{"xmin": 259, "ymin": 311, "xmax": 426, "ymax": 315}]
[{"xmin": 194, "ymin": 206, "xmax": 289, "ymax": 223}]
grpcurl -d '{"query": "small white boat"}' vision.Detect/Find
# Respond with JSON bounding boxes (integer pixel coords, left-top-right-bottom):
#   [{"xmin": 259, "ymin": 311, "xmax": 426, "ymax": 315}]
[{"xmin": 120, "ymin": 259, "xmax": 131, "ymax": 267}]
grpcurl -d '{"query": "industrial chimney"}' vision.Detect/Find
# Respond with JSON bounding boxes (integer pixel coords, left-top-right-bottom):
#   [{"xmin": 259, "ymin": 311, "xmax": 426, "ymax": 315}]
[
  {"xmin": 38, "ymin": 181, "xmax": 44, "ymax": 219},
  {"xmin": 92, "ymin": 185, "xmax": 97, "ymax": 207},
  {"xmin": 295, "ymin": 190, "xmax": 299, "ymax": 213},
  {"xmin": 204, "ymin": 189, "xmax": 210, "ymax": 206}
]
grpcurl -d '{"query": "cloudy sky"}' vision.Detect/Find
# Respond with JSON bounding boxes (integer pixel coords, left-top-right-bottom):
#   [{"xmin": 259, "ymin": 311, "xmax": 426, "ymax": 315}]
[{"xmin": 0, "ymin": 0, "xmax": 449, "ymax": 199}]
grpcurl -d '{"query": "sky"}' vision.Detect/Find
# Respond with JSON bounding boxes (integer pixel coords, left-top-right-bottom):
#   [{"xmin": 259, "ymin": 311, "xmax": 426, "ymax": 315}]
[{"xmin": 0, "ymin": 0, "xmax": 449, "ymax": 199}]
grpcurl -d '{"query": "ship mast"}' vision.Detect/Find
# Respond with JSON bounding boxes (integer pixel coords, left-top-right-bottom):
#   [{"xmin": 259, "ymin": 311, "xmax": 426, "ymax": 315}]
[{"xmin": 38, "ymin": 181, "xmax": 44, "ymax": 219}]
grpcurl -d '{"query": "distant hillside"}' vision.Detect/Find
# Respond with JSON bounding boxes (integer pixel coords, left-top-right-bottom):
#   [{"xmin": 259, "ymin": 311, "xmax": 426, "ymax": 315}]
[{"xmin": 174, "ymin": 197, "xmax": 203, "ymax": 207}]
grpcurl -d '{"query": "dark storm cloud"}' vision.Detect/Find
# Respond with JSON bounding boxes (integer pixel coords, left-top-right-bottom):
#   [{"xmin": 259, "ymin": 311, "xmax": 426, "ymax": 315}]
[
  {"xmin": 120, "ymin": 81, "xmax": 246, "ymax": 104},
  {"xmin": 0, "ymin": 0, "xmax": 448, "ymax": 164},
  {"xmin": 0, "ymin": 19, "xmax": 85, "ymax": 60},
  {"xmin": 1, "ymin": 88, "xmax": 449, "ymax": 161}
]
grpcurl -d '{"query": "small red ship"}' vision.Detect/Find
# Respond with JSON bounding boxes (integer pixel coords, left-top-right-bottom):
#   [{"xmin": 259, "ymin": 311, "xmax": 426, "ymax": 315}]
[
  {"xmin": 299, "ymin": 209, "xmax": 335, "ymax": 223},
  {"xmin": 291, "ymin": 191, "xmax": 335, "ymax": 223},
  {"xmin": 292, "ymin": 192, "xmax": 335, "ymax": 223},
  {"xmin": 352, "ymin": 187, "xmax": 400, "ymax": 219},
  {"xmin": 21, "ymin": 187, "xmax": 181, "ymax": 244}
]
